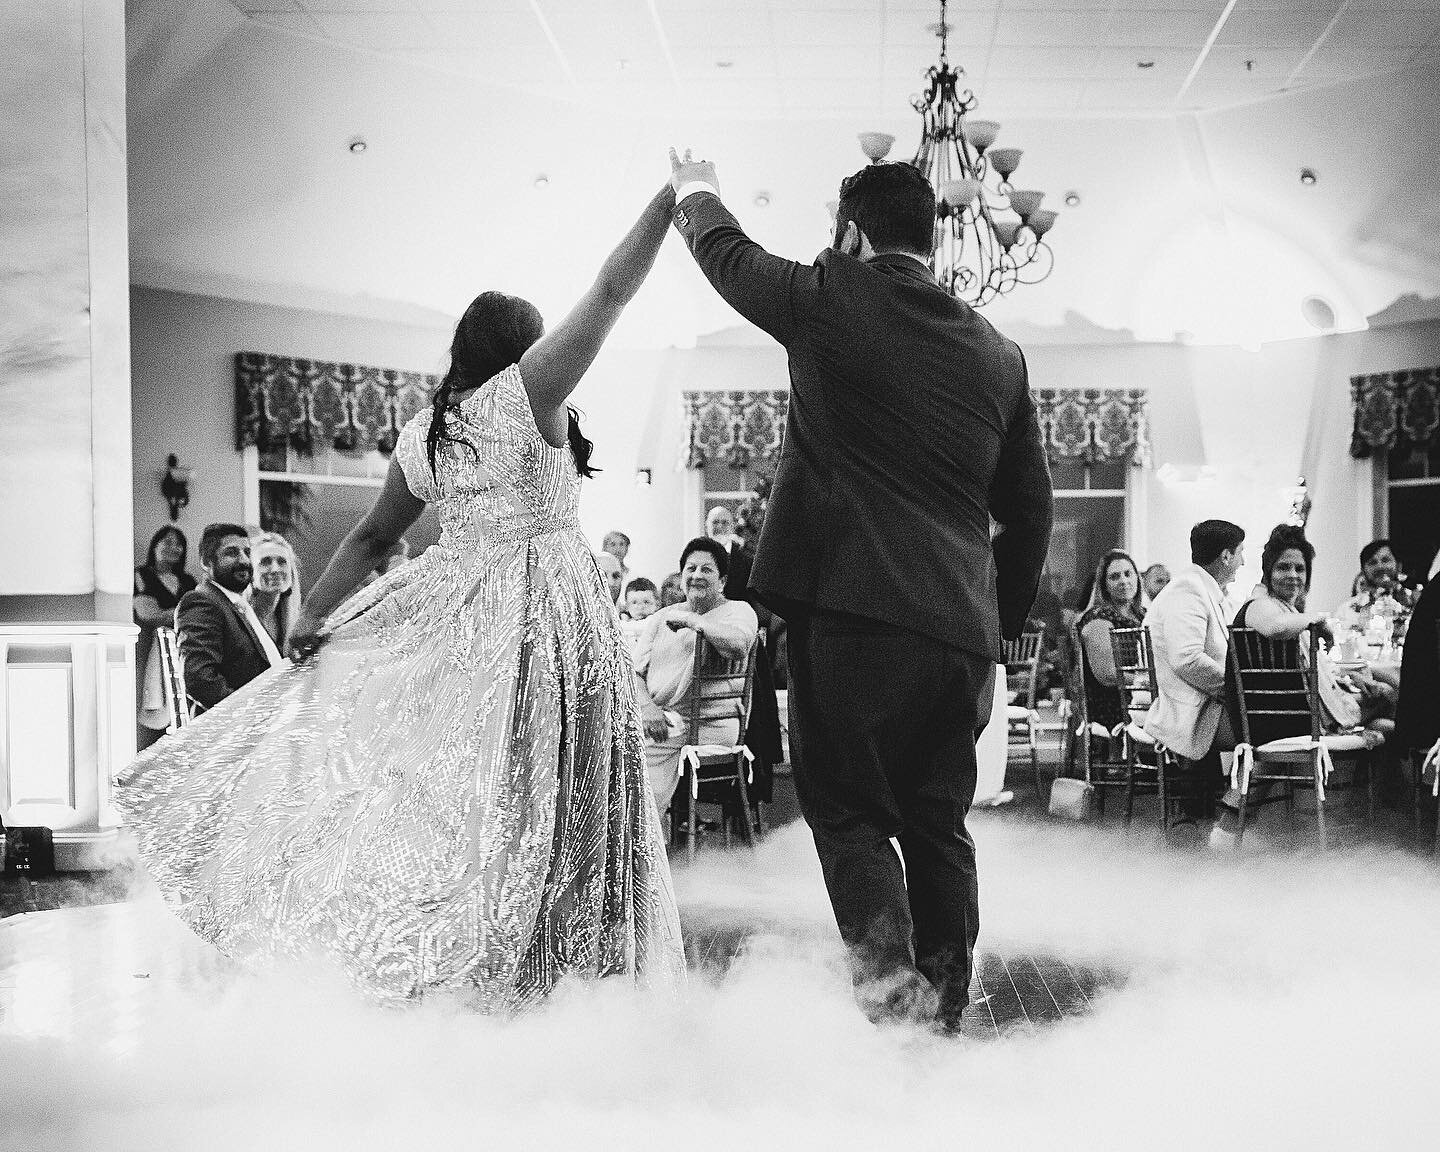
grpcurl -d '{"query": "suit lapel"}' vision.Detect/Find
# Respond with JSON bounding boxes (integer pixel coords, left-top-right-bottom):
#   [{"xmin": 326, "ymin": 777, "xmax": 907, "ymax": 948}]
[{"xmin": 210, "ymin": 583, "xmax": 265, "ymax": 659}]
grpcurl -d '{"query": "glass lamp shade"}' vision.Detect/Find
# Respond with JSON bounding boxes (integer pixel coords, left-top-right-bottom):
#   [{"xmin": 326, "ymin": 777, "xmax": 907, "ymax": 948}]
[
  {"xmin": 939, "ymin": 178, "xmax": 982, "ymax": 208},
  {"xmin": 962, "ymin": 120, "xmax": 1000, "ymax": 152},
  {"xmin": 858, "ymin": 132, "xmax": 896, "ymax": 162},
  {"xmin": 1007, "ymin": 189, "xmax": 1044, "ymax": 220},
  {"xmin": 990, "ymin": 218, "xmax": 1021, "ymax": 250},
  {"xmin": 988, "ymin": 147, "xmax": 1022, "ymax": 179},
  {"xmin": 1027, "ymin": 209, "xmax": 1057, "ymax": 238}
]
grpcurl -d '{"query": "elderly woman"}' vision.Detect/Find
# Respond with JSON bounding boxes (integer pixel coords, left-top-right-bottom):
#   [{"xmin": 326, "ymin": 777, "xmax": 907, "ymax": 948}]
[
  {"xmin": 1076, "ymin": 549, "xmax": 1146, "ymax": 733},
  {"xmin": 633, "ymin": 537, "xmax": 758, "ymax": 811},
  {"xmin": 245, "ymin": 532, "xmax": 301, "ymax": 653}
]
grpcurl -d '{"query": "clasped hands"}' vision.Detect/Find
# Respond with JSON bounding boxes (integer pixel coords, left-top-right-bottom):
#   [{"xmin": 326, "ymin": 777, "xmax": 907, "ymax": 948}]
[{"xmin": 668, "ymin": 147, "xmax": 719, "ymax": 197}]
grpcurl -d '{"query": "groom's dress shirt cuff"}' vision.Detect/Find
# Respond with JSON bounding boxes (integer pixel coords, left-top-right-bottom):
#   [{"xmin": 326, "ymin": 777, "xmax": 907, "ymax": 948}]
[{"xmin": 675, "ymin": 180, "xmax": 721, "ymax": 204}]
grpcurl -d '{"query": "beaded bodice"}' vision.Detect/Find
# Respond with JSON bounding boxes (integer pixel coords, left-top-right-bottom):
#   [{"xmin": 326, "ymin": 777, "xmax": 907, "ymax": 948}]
[{"xmin": 395, "ymin": 364, "xmax": 580, "ymax": 554}]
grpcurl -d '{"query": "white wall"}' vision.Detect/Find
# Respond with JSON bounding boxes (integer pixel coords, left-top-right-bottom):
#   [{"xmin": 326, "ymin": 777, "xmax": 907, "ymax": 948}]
[{"xmin": 129, "ymin": 286, "xmax": 451, "ymax": 565}]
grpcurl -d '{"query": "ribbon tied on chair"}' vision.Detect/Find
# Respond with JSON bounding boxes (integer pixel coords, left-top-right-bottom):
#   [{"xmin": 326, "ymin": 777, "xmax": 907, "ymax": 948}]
[{"xmin": 1229, "ymin": 739, "xmax": 1336, "ymax": 802}]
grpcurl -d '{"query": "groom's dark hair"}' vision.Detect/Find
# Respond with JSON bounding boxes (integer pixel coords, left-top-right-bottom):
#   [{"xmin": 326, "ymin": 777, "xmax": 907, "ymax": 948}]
[{"xmin": 835, "ymin": 162, "xmax": 935, "ymax": 256}]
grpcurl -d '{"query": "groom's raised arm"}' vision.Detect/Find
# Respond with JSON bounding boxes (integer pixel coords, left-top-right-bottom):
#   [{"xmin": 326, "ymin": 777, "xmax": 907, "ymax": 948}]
[{"xmin": 671, "ymin": 189, "xmax": 821, "ymax": 347}]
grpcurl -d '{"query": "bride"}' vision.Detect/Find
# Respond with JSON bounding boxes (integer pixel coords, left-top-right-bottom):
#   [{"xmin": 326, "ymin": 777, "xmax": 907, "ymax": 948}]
[{"xmin": 118, "ymin": 184, "xmax": 686, "ymax": 1011}]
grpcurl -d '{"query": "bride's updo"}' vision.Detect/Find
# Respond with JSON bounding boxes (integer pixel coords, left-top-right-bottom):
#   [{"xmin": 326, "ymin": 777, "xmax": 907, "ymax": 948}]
[{"xmin": 426, "ymin": 291, "xmax": 597, "ymax": 478}]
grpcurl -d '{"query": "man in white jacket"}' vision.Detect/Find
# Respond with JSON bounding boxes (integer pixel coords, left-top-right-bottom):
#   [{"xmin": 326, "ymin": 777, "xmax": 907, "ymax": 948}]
[{"xmin": 1144, "ymin": 520, "xmax": 1246, "ymax": 831}]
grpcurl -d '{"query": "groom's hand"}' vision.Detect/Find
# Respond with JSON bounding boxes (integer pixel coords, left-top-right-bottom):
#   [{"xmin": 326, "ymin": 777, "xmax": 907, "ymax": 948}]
[{"xmin": 669, "ymin": 147, "xmax": 719, "ymax": 198}]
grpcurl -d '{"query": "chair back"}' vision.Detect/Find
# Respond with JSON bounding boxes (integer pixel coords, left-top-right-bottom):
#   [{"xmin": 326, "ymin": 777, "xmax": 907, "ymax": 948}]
[
  {"xmin": 154, "ymin": 626, "xmax": 191, "ymax": 732},
  {"xmin": 1002, "ymin": 627, "xmax": 1044, "ymax": 710},
  {"xmin": 685, "ymin": 633, "xmax": 758, "ymax": 748},
  {"xmin": 1109, "ymin": 626, "xmax": 1158, "ymax": 722},
  {"xmin": 1226, "ymin": 627, "xmax": 1321, "ymax": 747}
]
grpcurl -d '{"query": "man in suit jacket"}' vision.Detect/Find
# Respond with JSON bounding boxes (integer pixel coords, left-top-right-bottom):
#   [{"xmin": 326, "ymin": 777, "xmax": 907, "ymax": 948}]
[
  {"xmin": 1143, "ymin": 521, "xmax": 1245, "ymax": 821},
  {"xmin": 669, "ymin": 152, "xmax": 1053, "ymax": 1030},
  {"xmin": 176, "ymin": 523, "xmax": 277, "ymax": 712}
]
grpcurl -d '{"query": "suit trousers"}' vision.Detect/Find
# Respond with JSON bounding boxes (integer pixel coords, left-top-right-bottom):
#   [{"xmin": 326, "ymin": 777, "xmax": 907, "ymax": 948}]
[{"xmin": 787, "ymin": 610, "xmax": 994, "ymax": 1022}]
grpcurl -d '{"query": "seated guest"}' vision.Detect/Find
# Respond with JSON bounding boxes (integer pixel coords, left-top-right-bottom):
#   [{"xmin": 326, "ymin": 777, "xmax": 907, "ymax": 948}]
[
  {"xmin": 659, "ymin": 571, "xmax": 684, "ymax": 608},
  {"xmin": 1338, "ymin": 538, "xmax": 1417, "ymax": 640},
  {"xmin": 705, "ymin": 505, "xmax": 742, "ymax": 552},
  {"xmin": 595, "ymin": 550, "xmax": 624, "ymax": 605},
  {"xmin": 177, "ymin": 523, "xmax": 281, "ymax": 713},
  {"xmin": 1233, "ymin": 525, "xmax": 1391, "ymax": 733},
  {"xmin": 246, "ymin": 531, "xmax": 302, "ymax": 654},
  {"xmin": 618, "ymin": 576, "xmax": 658, "ymax": 654},
  {"xmin": 1142, "ymin": 562, "xmax": 1171, "ymax": 602},
  {"xmin": 1144, "ymin": 520, "xmax": 1246, "ymax": 832},
  {"xmin": 1077, "ymin": 550, "xmax": 1146, "ymax": 733},
  {"xmin": 633, "ymin": 538, "xmax": 758, "ymax": 811},
  {"xmin": 134, "ymin": 526, "xmax": 199, "ymax": 747},
  {"xmin": 622, "ymin": 576, "xmax": 658, "ymax": 622},
  {"xmin": 602, "ymin": 530, "xmax": 632, "ymax": 586}
]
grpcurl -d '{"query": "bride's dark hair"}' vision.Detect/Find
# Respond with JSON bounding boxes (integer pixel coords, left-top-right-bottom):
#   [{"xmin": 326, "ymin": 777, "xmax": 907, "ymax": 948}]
[{"xmin": 426, "ymin": 291, "xmax": 597, "ymax": 478}]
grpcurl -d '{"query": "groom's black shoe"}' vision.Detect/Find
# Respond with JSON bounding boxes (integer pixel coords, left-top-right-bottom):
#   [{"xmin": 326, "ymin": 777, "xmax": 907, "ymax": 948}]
[{"xmin": 857, "ymin": 967, "xmax": 940, "ymax": 1027}]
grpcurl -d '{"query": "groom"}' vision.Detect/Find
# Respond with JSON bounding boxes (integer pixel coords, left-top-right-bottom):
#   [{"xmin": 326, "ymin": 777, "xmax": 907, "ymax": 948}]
[{"xmin": 668, "ymin": 152, "xmax": 1052, "ymax": 1029}]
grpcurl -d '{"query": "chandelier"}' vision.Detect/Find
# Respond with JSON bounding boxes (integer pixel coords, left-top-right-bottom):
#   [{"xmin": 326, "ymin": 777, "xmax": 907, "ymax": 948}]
[{"xmin": 857, "ymin": 0, "xmax": 1058, "ymax": 307}]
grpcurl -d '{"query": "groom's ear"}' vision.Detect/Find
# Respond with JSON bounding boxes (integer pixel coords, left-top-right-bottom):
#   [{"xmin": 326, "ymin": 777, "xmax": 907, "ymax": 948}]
[{"xmin": 835, "ymin": 220, "xmax": 863, "ymax": 258}]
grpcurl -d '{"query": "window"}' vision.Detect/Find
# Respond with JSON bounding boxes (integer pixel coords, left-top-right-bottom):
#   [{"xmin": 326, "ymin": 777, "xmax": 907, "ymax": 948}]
[
  {"xmin": 1382, "ymin": 444, "xmax": 1440, "ymax": 583},
  {"xmin": 255, "ymin": 440, "xmax": 441, "ymax": 593}
]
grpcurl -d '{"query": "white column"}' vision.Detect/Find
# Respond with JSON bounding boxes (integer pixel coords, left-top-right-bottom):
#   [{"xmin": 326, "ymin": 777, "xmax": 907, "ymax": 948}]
[
  {"xmin": 0, "ymin": 0, "xmax": 133, "ymax": 621},
  {"xmin": 0, "ymin": 1, "xmax": 134, "ymax": 869}
]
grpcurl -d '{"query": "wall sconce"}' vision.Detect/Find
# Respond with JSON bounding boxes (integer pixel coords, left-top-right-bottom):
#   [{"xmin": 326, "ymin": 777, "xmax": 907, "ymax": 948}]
[
  {"xmin": 162, "ymin": 454, "xmax": 191, "ymax": 520},
  {"xmin": 635, "ymin": 468, "xmax": 653, "ymax": 487}
]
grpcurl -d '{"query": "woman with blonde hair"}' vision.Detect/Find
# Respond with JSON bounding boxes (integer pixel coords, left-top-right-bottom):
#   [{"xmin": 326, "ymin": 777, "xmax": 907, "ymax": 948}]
[{"xmin": 246, "ymin": 531, "xmax": 301, "ymax": 653}]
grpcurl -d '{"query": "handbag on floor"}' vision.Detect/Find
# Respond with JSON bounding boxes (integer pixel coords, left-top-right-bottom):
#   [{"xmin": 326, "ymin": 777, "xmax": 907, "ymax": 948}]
[{"xmin": 1048, "ymin": 776, "xmax": 1095, "ymax": 821}]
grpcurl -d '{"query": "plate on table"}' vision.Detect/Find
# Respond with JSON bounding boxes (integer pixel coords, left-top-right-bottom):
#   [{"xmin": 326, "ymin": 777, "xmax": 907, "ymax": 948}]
[{"xmin": 1334, "ymin": 660, "xmax": 1366, "ymax": 673}]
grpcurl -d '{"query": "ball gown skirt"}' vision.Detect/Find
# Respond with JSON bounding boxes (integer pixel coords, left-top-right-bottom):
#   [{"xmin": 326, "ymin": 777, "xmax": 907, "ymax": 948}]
[{"xmin": 116, "ymin": 365, "xmax": 685, "ymax": 1010}]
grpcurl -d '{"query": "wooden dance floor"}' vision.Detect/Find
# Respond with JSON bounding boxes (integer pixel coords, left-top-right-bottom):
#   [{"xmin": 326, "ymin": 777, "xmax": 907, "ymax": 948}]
[{"xmin": 0, "ymin": 895, "xmax": 1118, "ymax": 1051}]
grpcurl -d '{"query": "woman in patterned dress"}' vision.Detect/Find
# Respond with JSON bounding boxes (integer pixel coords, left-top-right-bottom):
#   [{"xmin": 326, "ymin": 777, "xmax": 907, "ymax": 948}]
[{"xmin": 118, "ymin": 184, "xmax": 686, "ymax": 1011}]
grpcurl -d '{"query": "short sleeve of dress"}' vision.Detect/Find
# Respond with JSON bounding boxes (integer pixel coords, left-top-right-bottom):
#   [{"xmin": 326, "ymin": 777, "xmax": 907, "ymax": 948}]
[{"xmin": 394, "ymin": 409, "xmax": 438, "ymax": 503}]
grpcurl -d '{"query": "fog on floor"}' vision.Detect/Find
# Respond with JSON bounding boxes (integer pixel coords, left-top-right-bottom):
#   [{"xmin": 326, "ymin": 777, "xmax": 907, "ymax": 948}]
[{"xmin": 3, "ymin": 813, "xmax": 1438, "ymax": 1151}]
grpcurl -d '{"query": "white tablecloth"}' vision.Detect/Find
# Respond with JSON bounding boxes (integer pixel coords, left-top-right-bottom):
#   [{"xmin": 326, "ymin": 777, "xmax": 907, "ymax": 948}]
[{"xmin": 973, "ymin": 664, "xmax": 1011, "ymax": 806}]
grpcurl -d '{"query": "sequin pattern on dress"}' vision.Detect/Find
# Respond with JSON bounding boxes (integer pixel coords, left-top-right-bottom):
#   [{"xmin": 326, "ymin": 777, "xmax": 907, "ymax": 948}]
[{"xmin": 117, "ymin": 363, "xmax": 686, "ymax": 1009}]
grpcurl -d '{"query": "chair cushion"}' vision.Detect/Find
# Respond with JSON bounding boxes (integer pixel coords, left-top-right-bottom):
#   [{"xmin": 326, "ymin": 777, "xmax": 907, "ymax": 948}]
[
  {"xmin": 1006, "ymin": 705, "xmax": 1034, "ymax": 721},
  {"xmin": 1255, "ymin": 731, "xmax": 1383, "ymax": 754}
]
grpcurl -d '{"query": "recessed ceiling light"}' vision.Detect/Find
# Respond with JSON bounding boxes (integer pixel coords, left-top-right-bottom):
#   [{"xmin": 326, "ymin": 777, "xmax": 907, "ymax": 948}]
[
  {"xmin": 1063, "ymin": 190, "xmax": 1081, "ymax": 208},
  {"xmin": 1299, "ymin": 167, "xmax": 1318, "ymax": 186},
  {"xmin": 1137, "ymin": 60, "xmax": 1155, "ymax": 69},
  {"xmin": 347, "ymin": 137, "xmax": 367, "ymax": 154},
  {"xmin": 754, "ymin": 191, "xmax": 771, "ymax": 207},
  {"xmin": 533, "ymin": 174, "xmax": 550, "ymax": 189},
  {"xmin": 716, "ymin": 60, "xmax": 734, "ymax": 69}
]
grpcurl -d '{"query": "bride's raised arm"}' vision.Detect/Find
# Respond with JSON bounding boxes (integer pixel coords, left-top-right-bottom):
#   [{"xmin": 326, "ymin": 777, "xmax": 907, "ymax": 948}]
[{"xmin": 518, "ymin": 183, "xmax": 675, "ymax": 444}]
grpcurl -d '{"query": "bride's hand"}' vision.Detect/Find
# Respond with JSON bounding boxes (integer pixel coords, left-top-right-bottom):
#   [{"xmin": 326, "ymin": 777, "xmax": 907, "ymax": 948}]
[
  {"xmin": 641, "ymin": 704, "xmax": 671, "ymax": 743},
  {"xmin": 286, "ymin": 613, "xmax": 328, "ymax": 662}
]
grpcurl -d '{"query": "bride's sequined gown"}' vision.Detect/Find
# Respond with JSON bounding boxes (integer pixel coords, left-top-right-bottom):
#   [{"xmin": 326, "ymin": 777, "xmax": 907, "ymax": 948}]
[{"xmin": 117, "ymin": 364, "xmax": 685, "ymax": 1010}]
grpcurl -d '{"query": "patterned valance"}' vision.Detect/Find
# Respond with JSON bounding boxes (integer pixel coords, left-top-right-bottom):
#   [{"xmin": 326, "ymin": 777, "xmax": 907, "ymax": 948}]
[
  {"xmin": 1349, "ymin": 366, "xmax": 1440, "ymax": 458},
  {"xmin": 235, "ymin": 352, "xmax": 437, "ymax": 456},
  {"xmin": 683, "ymin": 390, "xmax": 788, "ymax": 469},
  {"xmin": 1034, "ymin": 388, "xmax": 1150, "ymax": 466},
  {"xmin": 682, "ymin": 387, "xmax": 1151, "ymax": 469}
]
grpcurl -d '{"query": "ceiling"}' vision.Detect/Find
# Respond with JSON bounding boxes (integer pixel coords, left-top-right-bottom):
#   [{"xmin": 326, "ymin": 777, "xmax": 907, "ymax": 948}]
[
  {"xmin": 229, "ymin": 0, "xmax": 1440, "ymax": 117},
  {"xmin": 126, "ymin": 0, "xmax": 1440, "ymax": 346}
]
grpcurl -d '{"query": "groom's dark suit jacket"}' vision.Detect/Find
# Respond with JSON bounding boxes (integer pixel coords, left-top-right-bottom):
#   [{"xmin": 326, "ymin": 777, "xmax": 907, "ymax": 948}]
[
  {"xmin": 176, "ymin": 580, "xmax": 272, "ymax": 712},
  {"xmin": 673, "ymin": 193, "xmax": 1052, "ymax": 660}
]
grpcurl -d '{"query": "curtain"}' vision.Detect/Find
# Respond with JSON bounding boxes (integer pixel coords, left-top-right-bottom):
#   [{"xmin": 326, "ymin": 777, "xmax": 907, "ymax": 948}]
[
  {"xmin": 682, "ymin": 387, "xmax": 1151, "ymax": 468},
  {"xmin": 1349, "ymin": 366, "xmax": 1440, "ymax": 458},
  {"xmin": 234, "ymin": 352, "xmax": 436, "ymax": 456}
]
